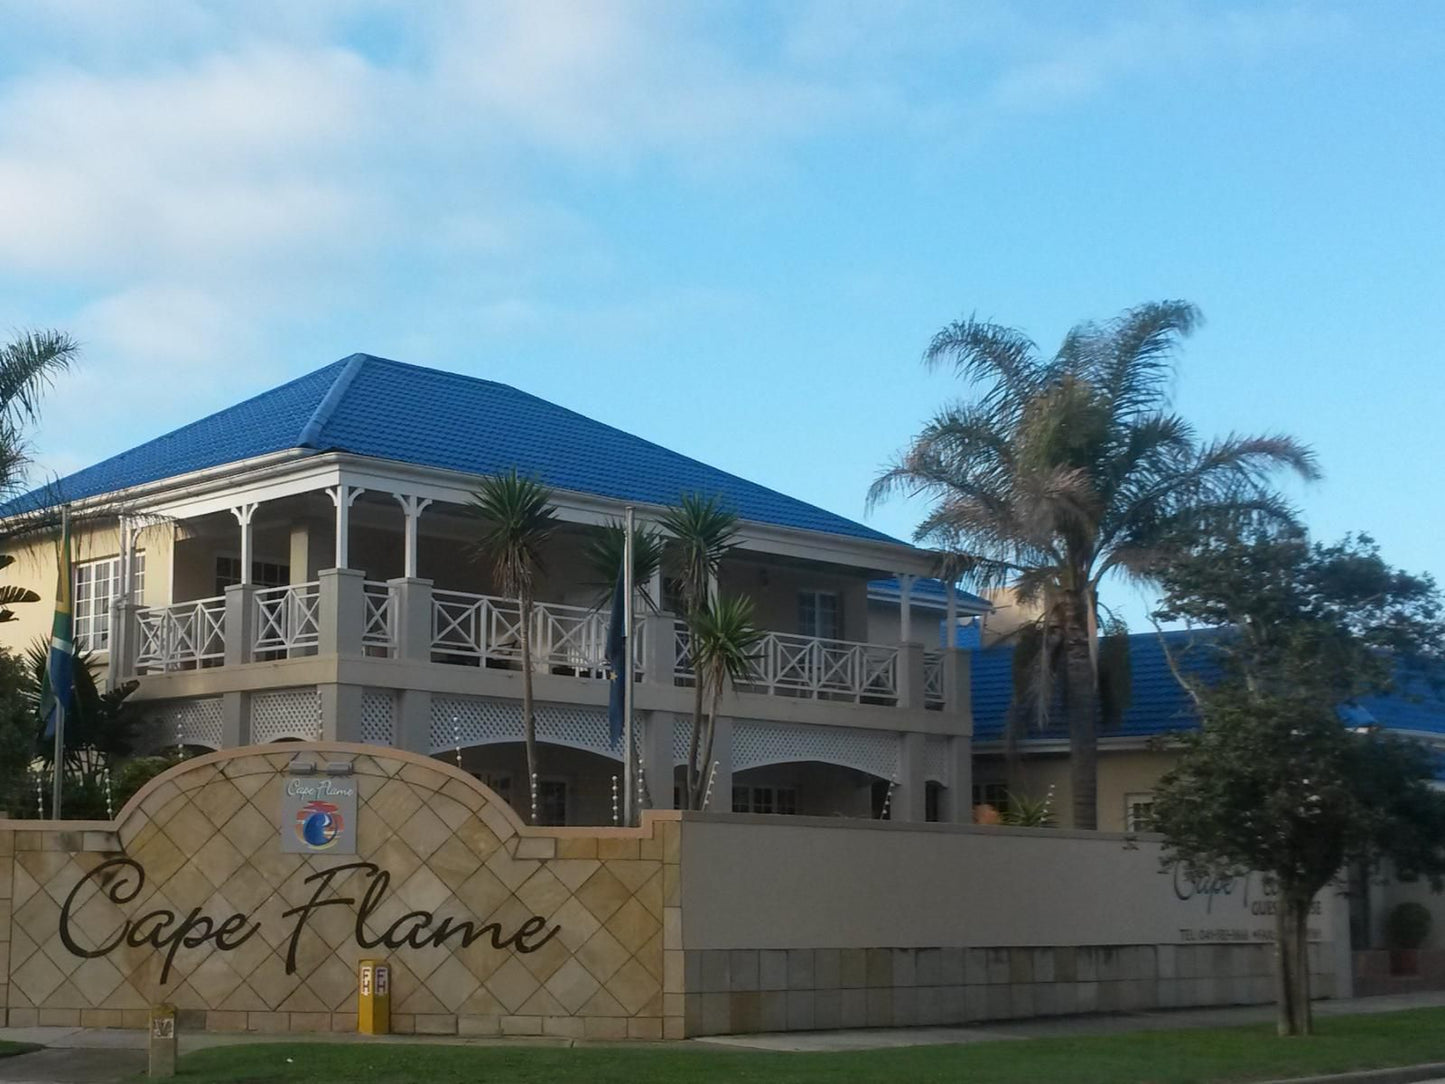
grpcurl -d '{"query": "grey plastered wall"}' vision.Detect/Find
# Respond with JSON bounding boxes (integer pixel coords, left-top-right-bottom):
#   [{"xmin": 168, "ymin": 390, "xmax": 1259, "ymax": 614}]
[{"xmin": 678, "ymin": 814, "xmax": 1344, "ymax": 1036}]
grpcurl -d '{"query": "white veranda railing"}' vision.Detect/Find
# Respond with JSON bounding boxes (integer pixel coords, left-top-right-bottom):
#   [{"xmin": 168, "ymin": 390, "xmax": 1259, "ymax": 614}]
[
  {"xmin": 674, "ymin": 621, "xmax": 899, "ymax": 704},
  {"xmin": 923, "ymin": 650, "xmax": 944, "ymax": 709},
  {"xmin": 431, "ymin": 591, "xmax": 640, "ymax": 677},
  {"xmin": 362, "ymin": 581, "xmax": 396, "ymax": 656},
  {"xmin": 253, "ymin": 582, "xmax": 321, "ymax": 655},
  {"xmin": 134, "ymin": 596, "xmax": 227, "ymax": 673}
]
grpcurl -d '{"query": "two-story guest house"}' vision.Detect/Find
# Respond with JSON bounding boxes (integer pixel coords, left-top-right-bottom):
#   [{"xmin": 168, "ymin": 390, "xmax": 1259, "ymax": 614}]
[{"xmin": 0, "ymin": 354, "xmax": 974, "ymax": 825}]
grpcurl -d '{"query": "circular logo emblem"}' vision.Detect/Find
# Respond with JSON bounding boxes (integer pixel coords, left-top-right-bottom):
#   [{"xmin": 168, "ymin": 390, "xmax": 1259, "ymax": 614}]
[{"xmin": 295, "ymin": 800, "xmax": 343, "ymax": 850}]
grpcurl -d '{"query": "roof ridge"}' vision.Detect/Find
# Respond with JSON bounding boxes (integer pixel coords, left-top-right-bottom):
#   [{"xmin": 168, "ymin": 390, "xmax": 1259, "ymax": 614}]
[{"xmin": 298, "ymin": 353, "xmax": 368, "ymax": 448}]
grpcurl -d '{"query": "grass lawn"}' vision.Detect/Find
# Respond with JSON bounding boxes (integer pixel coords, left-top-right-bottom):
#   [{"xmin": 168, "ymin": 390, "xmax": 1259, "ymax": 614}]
[{"xmin": 168, "ymin": 1007, "xmax": 1445, "ymax": 1083}]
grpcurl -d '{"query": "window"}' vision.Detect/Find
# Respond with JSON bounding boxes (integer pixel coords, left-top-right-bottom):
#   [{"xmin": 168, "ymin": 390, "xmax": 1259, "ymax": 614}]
[
  {"xmin": 215, "ymin": 557, "xmax": 289, "ymax": 594},
  {"xmin": 797, "ymin": 591, "xmax": 840, "ymax": 640},
  {"xmin": 73, "ymin": 553, "xmax": 145, "ymax": 652},
  {"xmin": 1124, "ymin": 793, "xmax": 1155, "ymax": 833},
  {"xmin": 925, "ymin": 781, "xmax": 944, "ymax": 822},
  {"xmin": 732, "ymin": 785, "xmax": 798, "ymax": 815},
  {"xmin": 536, "ymin": 780, "xmax": 568, "ymax": 826},
  {"xmin": 479, "ymin": 773, "xmax": 512, "ymax": 806}
]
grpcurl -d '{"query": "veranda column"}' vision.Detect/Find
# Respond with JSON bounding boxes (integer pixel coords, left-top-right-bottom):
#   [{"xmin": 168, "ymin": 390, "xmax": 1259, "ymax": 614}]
[
  {"xmin": 327, "ymin": 484, "xmax": 364, "ymax": 569},
  {"xmin": 223, "ymin": 583, "xmax": 256, "ymax": 666},
  {"xmin": 893, "ymin": 731, "xmax": 928, "ymax": 822},
  {"xmin": 942, "ymin": 736, "xmax": 973, "ymax": 824},
  {"xmin": 640, "ymin": 710, "xmax": 674, "ymax": 810},
  {"xmin": 318, "ymin": 569, "xmax": 366, "ymax": 743},
  {"xmin": 389, "ymin": 575, "xmax": 434, "ymax": 754},
  {"xmin": 897, "ymin": 573, "xmax": 916, "ymax": 643},
  {"xmin": 230, "ymin": 503, "xmax": 258, "ymax": 584},
  {"xmin": 896, "ymin": 642, "xmax": 926, "ymax": 710},
  {"xmin": 393, "ymin": 494, "xmax": 433, "ymax": 579},
  {"xmin": 700, "ymin": 715, "xmax": 734, "ymax": 812}
]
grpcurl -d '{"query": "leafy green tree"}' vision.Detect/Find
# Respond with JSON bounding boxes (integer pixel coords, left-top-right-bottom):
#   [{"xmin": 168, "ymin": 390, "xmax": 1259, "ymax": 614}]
[
  {"xmin": 687, "ymin": 594, "xmax": 763, "ymax": 810},
  {"xmin": 1149, "ymin": 526, "xmax": 1445, "ymax": 1036},
  {"xmin": 658, "ymin": 494, "xmax": 739, "ymax": 809},
  {"xmin": 467, "ymin": 471, "xmax": 559, "ymax": 821},
  {"xmin": 870, "ymin": 301, "xmax": 1317, "ymax": 828},
  {"xmin": 0, "ymin": 649, "xmax": 37, "ymax": 816}
]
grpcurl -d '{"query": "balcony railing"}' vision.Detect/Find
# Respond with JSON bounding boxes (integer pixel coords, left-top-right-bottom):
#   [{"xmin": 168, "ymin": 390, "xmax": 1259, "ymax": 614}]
[
  {"xmin": 126, "ymin": 580, "xmax": 950, "ymax": 711},
  {"xmin": 254, "ymin": 582, "xmax": 320, "ymax": 657},
  {"xmin": 923, "ymin": 650, "xmax": 944, "ymax": 710},
  {"xmin": 363, "ymin": 581, "xmax": 395, "ymax": 657},
  {"xmin": 134, "ymin": 596, "xmax": 226, "ymax": 673},
  {"xmin": 432, "ymin": 590, "xmax": 633, "ymax": 677}
]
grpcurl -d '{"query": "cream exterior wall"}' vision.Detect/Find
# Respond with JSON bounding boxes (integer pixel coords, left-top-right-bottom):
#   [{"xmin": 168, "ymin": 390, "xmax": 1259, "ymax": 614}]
[
  {"xmin": 973, "ymin": 748, "xmax": 1181, "ymax": 832},
  {"xmin": 720, "ymin": 560, "xmax": 870, "ymax": 642}
]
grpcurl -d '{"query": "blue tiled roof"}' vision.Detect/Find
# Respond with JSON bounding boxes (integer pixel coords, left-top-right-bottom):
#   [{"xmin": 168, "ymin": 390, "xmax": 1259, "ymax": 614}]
[
  {"xmin": 972, "ymin": 631, "xmax": 1445, "ymax": 745},
  {"xmin": 5, "ymin": 354, "xmax": 898, "ymax": 544},
  {"xmin": 867, "ymin": 577, "xmax": 991, "ymax": 612},
  {"xmin": 971, "ymin": 630, "xmax": 1220, "ymax": 742}
]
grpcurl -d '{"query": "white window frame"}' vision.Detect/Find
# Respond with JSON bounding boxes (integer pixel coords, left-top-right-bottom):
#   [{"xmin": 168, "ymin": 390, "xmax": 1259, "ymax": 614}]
[
  {"xmin": 1124, "ymin": 792, "xmax": 1155, "ymax": 832},
  {"xmin": 797, "ymin": 590, "xmax": 840, "ymax": 640},
  {"xmin": 73, "ymin": 551, "xmax": 146, "ymax": 653},
  {"xmin": 732, "ymin": 785, "xmax": 798, "ymax": 815}
]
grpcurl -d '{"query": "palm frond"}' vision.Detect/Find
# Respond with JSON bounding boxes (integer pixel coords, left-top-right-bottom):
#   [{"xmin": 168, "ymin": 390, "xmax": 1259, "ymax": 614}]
[
  {"xmin": 0, "ymin": 329, "xmax": 78, "ymax": 423},
  {"xmin": 582, "ymin": 520, "xmax": 664, "ymax": 609},
  {"xmin": 466, "ymin": 470, "xmax": 559, "ymax": 597},
  {"xmin": 923, "ymin": 315, "xmax": 1043, "ymax": 411},
  {"xmin": 659, "ymin": 494, "xmax": 738, "ymax": 616},
  {"xmin": 1088, "ymin": 301, "xmax": 1200, "ymax": 417}
]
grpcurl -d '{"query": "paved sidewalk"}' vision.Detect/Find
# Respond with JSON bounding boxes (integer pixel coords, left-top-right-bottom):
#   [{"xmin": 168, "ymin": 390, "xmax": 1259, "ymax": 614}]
[{"xmin": 3, "ymin": 990, "xmax": 1445, "ymax": 1081}]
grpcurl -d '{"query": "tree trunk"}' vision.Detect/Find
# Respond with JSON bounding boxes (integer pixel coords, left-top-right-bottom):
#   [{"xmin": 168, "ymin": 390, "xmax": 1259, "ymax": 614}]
[
  {"xmin": 685, "ymin": 674, "xmax": 704, "ymax": 810},
  {"xmin": 520, "ymin": 590, "xmax": 539, "ymax": 824},
  {"xmin": 1062, "ymin": 595, "xmax": 1098, "ymax": 830},
  {"xmin": 697, "ymin": 677, "xmax": 722, "ymax": 810},
  {"xmin": 1274, "ymin": 893, "xmax": 1313, "ymax": 1036}
]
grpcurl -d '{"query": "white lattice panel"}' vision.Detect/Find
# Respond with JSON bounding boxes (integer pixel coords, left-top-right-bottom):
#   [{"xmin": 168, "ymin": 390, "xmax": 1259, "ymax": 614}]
[
  {"xmin": 732, "ymin": 720, "xmax": 900, "ymax": 780},
  {"xmin": 925, "ymin": 735, "xmax": 949, "ymax": 784},
  {"xmin": 148, "ymin": 698, "xmax": 224, "ymax": 751},
  {"xmin": 251, "ymin": 688, "xmax": 322, "ymax": 743},
  {"xmin": 429, "ymin": 696, "xmax": 624, "ymax": 762},
  {"xmin": 672, "ymin": 716, "xmax": 692, "ymax": 766},
  {"xmin": 360, "ymin": 689, "xmax": 396, "ymax": 746}
]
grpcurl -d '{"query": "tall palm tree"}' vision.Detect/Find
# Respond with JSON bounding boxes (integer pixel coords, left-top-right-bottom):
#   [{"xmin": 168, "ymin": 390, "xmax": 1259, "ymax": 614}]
[
  {"xmin": 583, "ymin": 519, "xmax": 664, "ymax": 610},
  {"xmin": 869, "ymin": 301, "xmax": 1318, "ymax": 829},
  {"xmin": 467, "ymin": 471, "xmax": 558, "ymax": 822},
  {"xmin": 658, "ymin": 494, "xmax": 739, "ymax": 809},
  {"xmin": 688, "ymin": 594, "xmax": 763, "ymax": 810}
]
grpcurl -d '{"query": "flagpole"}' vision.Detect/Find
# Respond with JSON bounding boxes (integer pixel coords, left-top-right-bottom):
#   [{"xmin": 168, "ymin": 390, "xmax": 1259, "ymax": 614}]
[
  {"xmin": 622, "ymin": 505, "xmax": 636, "ymax": 826},
  {"xmin": 52, "ymin": 507, "xmax": 68, "ymax": 819}
]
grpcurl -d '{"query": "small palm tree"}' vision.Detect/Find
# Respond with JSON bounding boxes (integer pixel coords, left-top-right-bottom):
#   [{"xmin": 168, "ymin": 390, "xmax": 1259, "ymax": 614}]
[
  {"xmin": 688, "ymin": 594, "xmax": 763, "ymax": 810},
  {"xmin": 659, "ymin": 494, "xmax": 739, "ymax": 809},
  {"xmin": 870, "ymin": 301, "xmax": 1318, "ymax": 829},
  {"xmin": 467, "ymin": 471, "xmax": 558, "ymax": 821},
  {"xmin": 583, "ymin": 519, "xmax": 664, "ymax": 610}
]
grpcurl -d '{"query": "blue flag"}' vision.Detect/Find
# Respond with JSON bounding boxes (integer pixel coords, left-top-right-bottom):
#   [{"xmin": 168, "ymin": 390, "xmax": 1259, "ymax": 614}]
[{"xmin": 606, "ymin": 565, "xmax": 626, "ymax": 749}]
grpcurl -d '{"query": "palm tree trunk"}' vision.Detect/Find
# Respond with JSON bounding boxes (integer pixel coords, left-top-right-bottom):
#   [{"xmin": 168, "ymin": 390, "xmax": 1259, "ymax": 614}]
[
  {"xmin": 697, "ymin": 675, "xmax": 722, "ymax": 811},
  {"xmin": 1063, "ymin": 594, "xmax": 1098, "ymax": 830},
  {"xmin": 685, "ymin": 659, "xmax": 704, "ymax": 809},
  {"xmin": 520, "ymin": 589, "xmax": 539, "ymax": 824}
]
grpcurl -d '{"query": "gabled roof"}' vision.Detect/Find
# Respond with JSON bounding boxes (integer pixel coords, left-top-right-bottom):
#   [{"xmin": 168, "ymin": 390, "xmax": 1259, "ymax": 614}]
[
  {"xmin": 6, "ymin": 353, "xmax": 897, "ymax": 544},
  {"xmin": 866, "ymin": 577, "xmax": 991, "ymax": 613},
  {"xmin": 971, "ymin": 630, "xmax": 1445, "ymax": 744}
]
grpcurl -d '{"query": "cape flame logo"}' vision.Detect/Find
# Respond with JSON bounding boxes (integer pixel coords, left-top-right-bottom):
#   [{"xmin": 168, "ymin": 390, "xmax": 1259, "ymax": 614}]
[{"xmin": 295, "ymin": 800, "xmax": 344, "ymax": 850}]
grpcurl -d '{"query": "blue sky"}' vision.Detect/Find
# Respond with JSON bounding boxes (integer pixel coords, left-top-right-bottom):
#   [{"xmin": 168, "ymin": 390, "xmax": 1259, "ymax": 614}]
[{"xmin": 0, "ymin": 1, "xmax": 1441, "ymax": 626}]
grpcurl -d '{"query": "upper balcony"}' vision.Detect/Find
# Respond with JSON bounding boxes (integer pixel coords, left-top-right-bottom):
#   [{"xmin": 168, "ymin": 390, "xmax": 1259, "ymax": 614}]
[{"xmin": 120, "ymin": 573, "xmax": 956, "ymax": 713}]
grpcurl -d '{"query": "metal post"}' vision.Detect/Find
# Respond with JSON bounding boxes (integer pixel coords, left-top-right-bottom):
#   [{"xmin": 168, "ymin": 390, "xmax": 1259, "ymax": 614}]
[
  {"xmin": 623, "ymin": 505, "xmax": 636, "ymax": 826},
  {"xmin": 52, "ymin": 506, "xmax": 68, "ymax": 819}
]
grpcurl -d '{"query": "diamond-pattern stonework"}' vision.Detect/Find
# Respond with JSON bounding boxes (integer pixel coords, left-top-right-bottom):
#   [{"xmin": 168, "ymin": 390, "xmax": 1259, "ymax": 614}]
[{"xmin": 0, "ymin": 744, "xmax": 678, "ymax": 1038}]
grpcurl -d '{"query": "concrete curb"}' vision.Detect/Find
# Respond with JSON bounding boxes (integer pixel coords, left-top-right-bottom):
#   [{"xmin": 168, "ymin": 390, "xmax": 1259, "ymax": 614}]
[{"xmin": 1264, "ymin": 1063, "xmax": 1445, "ymax": 1084}]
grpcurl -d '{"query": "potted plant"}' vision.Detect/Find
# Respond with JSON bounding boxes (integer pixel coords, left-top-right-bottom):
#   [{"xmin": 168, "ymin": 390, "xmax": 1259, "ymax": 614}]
[{"xmin": 1386, "ymin": 902, "xmax": 1432, "ymax": 975}]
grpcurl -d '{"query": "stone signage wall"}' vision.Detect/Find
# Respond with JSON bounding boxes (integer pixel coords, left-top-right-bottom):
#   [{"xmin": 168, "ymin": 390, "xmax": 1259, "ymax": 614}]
[{"xmin": 0, "ymin": 745, "xmax": 679, "ymax": 1038}]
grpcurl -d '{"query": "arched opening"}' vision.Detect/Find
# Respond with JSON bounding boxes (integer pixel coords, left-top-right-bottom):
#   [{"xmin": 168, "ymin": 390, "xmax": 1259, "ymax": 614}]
[
  {"xmin": 726, "ymin": 761, "xmax": 885, "ymax": 818},
  {"xmin": 438, "ymin": 741, "xmax": 628, "ymax": 826}
]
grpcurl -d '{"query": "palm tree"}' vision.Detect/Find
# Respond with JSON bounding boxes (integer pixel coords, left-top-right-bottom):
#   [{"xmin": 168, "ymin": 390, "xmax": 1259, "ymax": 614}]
[
  {"xmin": 658, "ymin": 494, "xmax": 739, "ymax": 809},
  {"xmin": 869, "ymin": 301, "xmax": 1318, "ymax": 829},
  {"xmin": 583, "ymin": 519, "xmax": 664, "ymax": 610},
  {"xmin": 467, "ymin": 471, "xmax": 558, "ymax": 822},
  {"xmin": 688, "ymin": 594, "xmax": 763, "ymax": 810}
]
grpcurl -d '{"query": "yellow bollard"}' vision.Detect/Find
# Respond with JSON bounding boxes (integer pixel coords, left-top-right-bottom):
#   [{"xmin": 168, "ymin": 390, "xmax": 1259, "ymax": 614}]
[{"xmin": 357, "ymin": 959, "xmax": 390, "ymax": 1035}]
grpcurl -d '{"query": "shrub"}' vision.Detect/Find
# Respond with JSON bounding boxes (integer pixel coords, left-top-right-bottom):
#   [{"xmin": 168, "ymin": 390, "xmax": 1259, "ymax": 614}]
[{"xmin": 1387, "ymin": 902, "xmax": 1433, "ymax": 951}]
